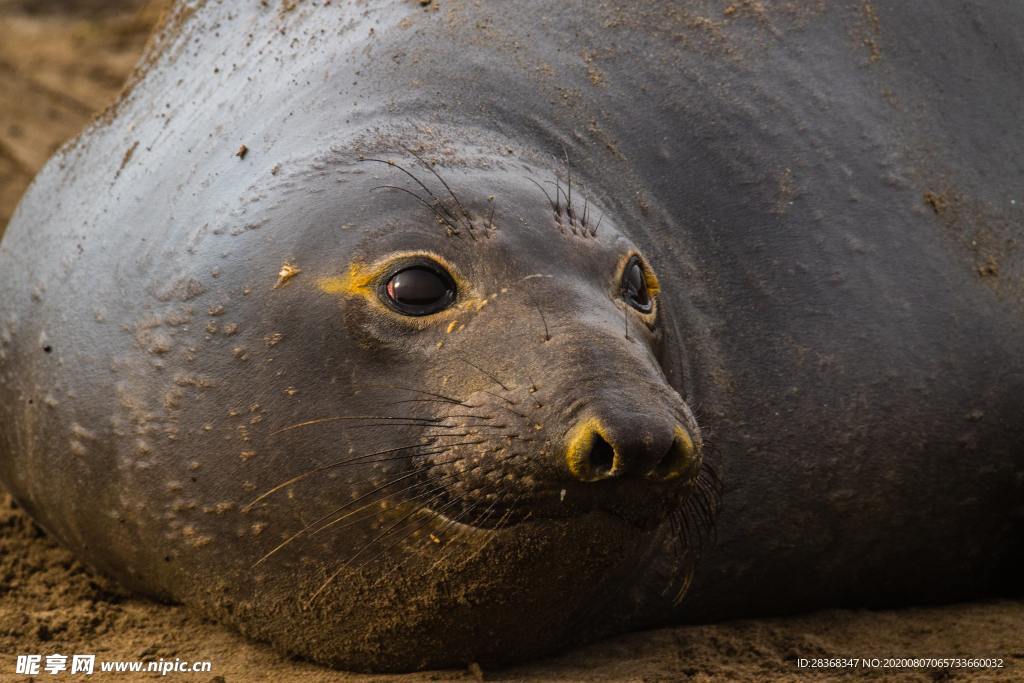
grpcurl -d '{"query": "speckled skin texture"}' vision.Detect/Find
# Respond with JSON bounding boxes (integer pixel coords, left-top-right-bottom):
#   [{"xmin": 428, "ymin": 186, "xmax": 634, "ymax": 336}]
[{"xmin": 0, "ymin": 0, "xmax": 1022, "ymax": 673}]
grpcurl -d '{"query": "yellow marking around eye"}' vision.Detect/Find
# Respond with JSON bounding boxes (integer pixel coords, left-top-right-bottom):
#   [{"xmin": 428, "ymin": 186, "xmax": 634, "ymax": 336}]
[
  {"xmin": 317, "ymin": 251, "xmax": 482, "ymax": 326},
  {"xmin": 317, "ymin": 259, "xmax": 378, "ymax": 297},
  {"xmin": 614, "ymin": 250, "xmax": 661, "ymax": 319},
  {"xmin": 643, "ymin": 268, "xmax": 661, "ymax": 298}
]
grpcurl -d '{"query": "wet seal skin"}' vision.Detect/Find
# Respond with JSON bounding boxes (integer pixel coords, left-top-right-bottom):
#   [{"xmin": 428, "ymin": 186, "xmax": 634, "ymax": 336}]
[{"xmin": 0, "ymin": 0, "xmax": 1022, "ymax": 673}]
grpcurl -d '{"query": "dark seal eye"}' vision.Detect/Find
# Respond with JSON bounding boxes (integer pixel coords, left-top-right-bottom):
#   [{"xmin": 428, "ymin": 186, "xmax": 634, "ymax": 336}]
[
  {"xmin": 621, "ymin": 256, "xmax": 653, "ymax": 313},
  {"xmin": 383, "ymin": 263, "xmax": 456, "ymax": 316}
]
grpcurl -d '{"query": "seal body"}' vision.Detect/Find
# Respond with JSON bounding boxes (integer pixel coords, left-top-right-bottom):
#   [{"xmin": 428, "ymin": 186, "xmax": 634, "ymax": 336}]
[{"xmin": 1, "ymin": 0, "xmax": 1022, "ymax": 672}]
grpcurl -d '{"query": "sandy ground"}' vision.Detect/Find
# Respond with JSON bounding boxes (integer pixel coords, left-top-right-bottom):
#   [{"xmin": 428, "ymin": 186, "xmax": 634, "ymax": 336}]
[{"xmin": 0, "ymin": 2, "xmax": 1022, "ymax": 681}]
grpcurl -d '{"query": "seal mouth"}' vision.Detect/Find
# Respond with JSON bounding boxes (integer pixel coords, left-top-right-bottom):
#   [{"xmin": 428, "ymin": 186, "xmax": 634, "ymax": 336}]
[
  {"xmin": 424, "ymin": 497, "xmax": 677, "ymax": 537},
  {"xmin": 423, "ymin": 479, "xmax": 693, "ymax": 534},
  {"xmin": 425, "ymin": 506, "xmax": 528, "ymax": 535}
]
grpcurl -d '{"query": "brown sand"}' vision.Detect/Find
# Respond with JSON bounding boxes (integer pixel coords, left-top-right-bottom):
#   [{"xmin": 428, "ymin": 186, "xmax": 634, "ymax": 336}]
[{"xmin": 0, "ymin": 3, "xmax": 1021, "ymax": 681}]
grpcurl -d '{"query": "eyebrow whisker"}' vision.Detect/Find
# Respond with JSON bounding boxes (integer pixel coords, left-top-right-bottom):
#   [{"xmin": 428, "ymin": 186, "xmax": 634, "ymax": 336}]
[
  {"xmin": 359, "ymin": 157, "xmax": 441, "ymax": 204},
  {"xmin": 369, "ymin": 185, "xmax": 460, "ymax": 234},
  {"xmin": 525, "ymin": 177, "xmax": 557, "ymax": 213},
  {"xmin": 400, "ymin": 145, "xmax": 476, "ymax": 240},
  {"xmin": 562, "ymin": 145, "xmax": 572, "ymax": 217}
]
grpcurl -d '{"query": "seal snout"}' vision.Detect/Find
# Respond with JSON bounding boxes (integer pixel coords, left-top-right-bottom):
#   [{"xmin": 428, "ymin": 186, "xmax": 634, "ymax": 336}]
[{"xmin": 565, "ymin": 418, "xmax": 700, "ymax": 483}]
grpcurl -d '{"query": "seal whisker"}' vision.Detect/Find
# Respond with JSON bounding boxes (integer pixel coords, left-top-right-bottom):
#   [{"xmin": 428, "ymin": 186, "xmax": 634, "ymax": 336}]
[
  {"xmin": 270, "ymin": 415, "xmax": 449, "ymax": 436},
  {"xmin": 309, "ymin": 479, "xmax": 453, "ymax": 539},
  {"xmin": 334, "ymin": 508, "xmax": 458, "ymax": 602},
  {"xmin": 430, "ymin": 494, "xmax": 517, "ymax": 577},
  {"xmin": 694, "ymin": 461, "xmax": 722, "ymax": 514},
  {"xmin": 370, "ymin": 498, "xmax": 488, "ymax": 589},
  {"xmin": 676, "ymin": 504, "xmax": 698, "ymax": 556},
  {"xmin": 303, "ymin": 421, "xmax": 459, "ymax": 433},
  {"xmin": 458, "ymin": 494, "xmax": 524, "ymax": 568},
  {"xmin": 545, "ymin": 179, "xmax": 569, "ymax": 212},
  {"xmin": 253, "ymin": 440, "xmax": 489, "ymax": 517},
  {"xmin": 670, "ymin": 489, "xmax": 718, "ymax": 607},
  {"xmin": 386, "ymin": 398, "xmax": 481, "ymax": 409},
  {"xmin": 562, "ymin": 146, "xmax": 573, "ymax": 218},
  {"xmin": 662, "ymin": 465, "xmax": 721, "ymax": 593},
  {"xmin": 494, "ymin": 404, "xmax": 529, "ymax": 419},
  {"xmin": 525, "ymin": 177, "xmax": 558, "ymax": 214},
  {"xmin": 369, "ymin": 185, "xmax": 460, "ymax": 233},
  {"xmin": 306, "ymin": 486, "xmax": 474, "ymax": 606},
  {"xmin": 477, "ymin": 388, "xmax": 517, "ymax": 406},
  {"xmin": 683, "ymin": 486, "xmax": 711, "ymax": 533},
  {"xmin": 274, "ymin": 415, "xmax": 448, "ymax": 424},
  {"xmin": 258, "ymin": 434, "xmax": 494, "ymax": 567},
  {"xmin": 426, "ymin": 429, "xmax": 519, "ymax": 440},
  {"xmin": 694, "ymin": 486, "xmax": 721, "ymax": 543},
  {"xmin": 361, "ymin": 383, "xmax": 470, "ymax": 406},
  {"xmin": 343, "ymin": 441, "xmax": 486, "ymax": 469},
  {"xmin": 343, "ymin": 440, "xmax": 494, "ymax": 488},
  {"xmin": 349, "ymin": 487, "xmax": 477, "ymax": 575},
  {"xmin": 553, "ymin": 172, "xmax": 563, "ymax": 214},
  {"xmin": 251, "ymin": 459, "xmax": 462, "ymax": 567},
  {"xmin": 457, "ymin": 358, "xmax": 512, "ymax": 392},
  {"xmin": 427, "ymin": 431, "xmax": 489, "ymax": 439},
  {"xmin": 671, "ymin": 556, "xmax": 698, "ymax": 605},
  {"xmin": 359, "ymin": 157, "xmax": 443, "ymax": 205},
  {"xmin": 289, "ymin": 450, "xmax": 454, "ymax": 479},
  {"xmin": 370, "ymin": 183, "xmax": 461, "ymax": 233},
  {"xmin": 465, "ymin": 493, "xmax": 504, "ymax": 531},
  {"xmin": 659, "ymin": 510, "xmax": 692, "ymax": 604},
  {"xmin": 397, "ymin": 145, "xmax": 475, "ymax": 240},
  {"xmin": 421, "ymin": 502, "xmax": 487, "ymax": 574},
  {"xmin": 242, "ymin": 439, "xmax": 440, "ymax": 512},
  {"xmin": 400, "ymin": 145, "xmax": 471, "ymax": 223},
  {"xmin": 425, "ymin": 432, "xmax": 520, "ymax": 444},
  {"xmin": 672, "ymin": 574, "xmax": 697, "ymax": 607},
  {"xmin": 536, "ymin": 299, "xmax": 552, "ymax": 342},
  {"xmin": 305, "ymin": 495, "xmax": 446, "ymax": 607},
  {"xmin": 315, "ymin": 486, "xmax": 453, "ymax": 548},
  {"xmin": 432, "ymin": 493, "xmax": 505, "ymax": 570}
]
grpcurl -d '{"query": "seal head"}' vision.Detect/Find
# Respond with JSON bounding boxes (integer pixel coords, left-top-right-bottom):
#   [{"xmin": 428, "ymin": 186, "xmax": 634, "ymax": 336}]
[{"xmin": 219, "ymin": 154, "xmax": 714, "ymax": 669}]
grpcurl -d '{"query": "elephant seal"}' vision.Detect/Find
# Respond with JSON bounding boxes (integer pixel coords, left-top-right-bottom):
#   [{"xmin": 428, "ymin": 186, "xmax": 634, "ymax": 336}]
[{"xmin": 1, "ymin": 0, "xmax": 1022, "ymax": 673}]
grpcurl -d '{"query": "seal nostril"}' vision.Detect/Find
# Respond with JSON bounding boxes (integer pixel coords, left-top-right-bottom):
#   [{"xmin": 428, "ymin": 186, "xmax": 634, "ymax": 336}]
[
  {"xmin": 588, "ymin": 434, "xmax": 616, "ymax": 476},
  {"xmin": 566, "ymin": 421, "xmax": 620, "ymax": 481},
  {"xmin": 653, "ymin": 430, "xmax": 697, "ymax": 480}
]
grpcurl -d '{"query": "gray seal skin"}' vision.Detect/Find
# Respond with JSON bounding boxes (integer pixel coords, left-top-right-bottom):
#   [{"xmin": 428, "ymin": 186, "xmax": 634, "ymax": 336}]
[{"xmin": 1, "ymin": 0, "xmax": 1023, "ymax": 672}]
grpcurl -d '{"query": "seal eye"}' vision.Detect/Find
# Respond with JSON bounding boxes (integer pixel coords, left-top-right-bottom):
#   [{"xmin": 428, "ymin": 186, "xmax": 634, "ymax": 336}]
[
  {"xmin": 621, "ymin": 256, "xmax": 653, "ymax": 313},
  {"xmin": 383, "ymin": 264, "xmax": 456, "ymax": 316}
]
